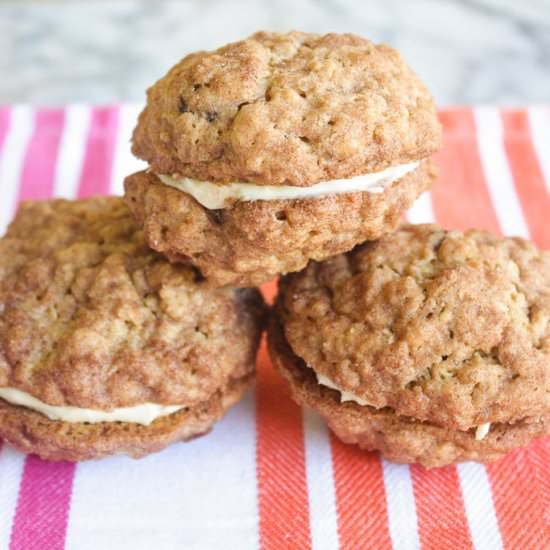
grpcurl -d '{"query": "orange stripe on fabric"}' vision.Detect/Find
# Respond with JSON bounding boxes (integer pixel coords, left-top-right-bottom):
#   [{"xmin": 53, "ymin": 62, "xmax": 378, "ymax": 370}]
[
  {"xmin": 432, "ymin": 109, "xmax": 500, "ymax": 234},
  {"xmin": 411, "ymin": 465, "xmax": 473, "ymax": 550},
  {"xmin": 436, "ymin": 108, "xmax": 549, "ymax": 550},
  {"xmin": 525, "ymin": 438, "xmax": 550, "ymax": 534},
  {"xmin": 256, "ymin": 281, "xmax": 311, "ymax": 550},
  {"xmin": 501, "ymin": 110, "xmax": 550, "ymax": 250},
  {"xmin": 260, "ymin": 279, "xmax": 277, "ymax": 305},
  {"xmin": 486, "ymin": 448, "xmax": 550, "ymax": 550},
  {"xmin": 330, "ymin": 435, "xmax": 392, "ymax": 550}
]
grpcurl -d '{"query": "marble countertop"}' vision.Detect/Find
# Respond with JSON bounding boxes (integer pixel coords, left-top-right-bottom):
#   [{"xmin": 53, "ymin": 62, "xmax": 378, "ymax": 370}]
[{"xmin": 1, "ymin": 0, "xmax": 549, "ymax": 105}]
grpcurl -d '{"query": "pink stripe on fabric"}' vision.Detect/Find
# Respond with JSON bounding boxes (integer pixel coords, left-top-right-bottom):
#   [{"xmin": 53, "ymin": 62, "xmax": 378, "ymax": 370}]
[
  {"xmin": 0, "ymin": 107, "xmax": 11, "ymax": 153},
  {"xmin": 10, "ymin": 458, "xmax": 75, "ymax": 550},
  {"xmin": 7, "ymin": 107, "xmax": 76, "ymax": 550},
  {"xmin": 78, "ymin": 106, "xmax": 120, "ymax": 197},
  {"xmin": 0, "ymin": 107, "xmax": 11, "ymax": 453},
  {"xmin": 17, "ymin": 109, "xmax": 65, "ymax": 203}
]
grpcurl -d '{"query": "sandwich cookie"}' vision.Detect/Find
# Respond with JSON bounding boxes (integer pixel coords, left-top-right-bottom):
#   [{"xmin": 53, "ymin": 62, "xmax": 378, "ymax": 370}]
[
  {"xmin": 269, "ymin": 225, "xmax": 550, "ymax": 467},
  {"xmin": 0, "ymin": 197, "xmax": 265, "ymax": 460},
  {"xmin": 125, "ymin": 31, "xmax": 441, "ymax": 287}
]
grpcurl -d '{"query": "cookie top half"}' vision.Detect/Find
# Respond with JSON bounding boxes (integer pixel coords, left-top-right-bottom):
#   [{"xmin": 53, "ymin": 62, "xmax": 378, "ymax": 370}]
[
  {"xmin": 276, "ymin": 225, "xmax": 550, "ymax": 431},
  {"xmin": 133, "ymin": 31, "xmax": 441, "ymax": 186},
  {"xmin": 0, "ymin": 197, "xmax": 265, "ymax": 411}
]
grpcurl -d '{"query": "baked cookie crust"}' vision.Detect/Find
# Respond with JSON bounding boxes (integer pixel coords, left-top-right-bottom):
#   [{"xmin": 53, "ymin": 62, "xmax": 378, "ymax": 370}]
[
  {"xmin": 132, "ymin": 31, "xmax": 441, "ymax": 186},
  {"xmin": 0, "ymin": 372, "xmax": 253, "ymax": 462},
  {"xmin": 124, "ymin": 162, "xmax": 435, "ymax": 287},
  {"xmin": 268, "ymin": 317, "xmax": 548, "ymax": 468},
  {"xmin": 0, "ymin": 197, "xmax": 265, "ymax": 460},
  {"xmin": 274, "ymin": 225, "xmax": 550, "ymax": 432}
]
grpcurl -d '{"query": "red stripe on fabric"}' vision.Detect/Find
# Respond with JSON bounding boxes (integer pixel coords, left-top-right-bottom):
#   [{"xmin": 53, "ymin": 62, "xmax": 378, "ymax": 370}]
[
  {"xmin": 486, "ymin": 448, "xmax": 550, "ymax": 550},
  {"xmin": 526, "ymin": 438, "xmax": 550, "ymax": 530},
  {"xmin": 78, "ymin": 106, "xmax": 119, "ymax": 197},
  {"xmin": 501, "ymin": 110, "xmax": 550, "ymax": 249},
  {"xmin": 432, "ymin": 109, "xmax": 500, "ymax": 234},
  {"xmin": 330, "ymin": 436, "xmax": 392, "ymax": 550},
  {"xmin": 9, "ymin": 458, "xmax": 75, "ymax": 550},
  {"xmin": 411, "ymin": 465, "xmax": 473, "ymax": 550},
  {"xmin": 256, "ymin": 333, "xmax": 311, "ymax": 550},
  {"xmin": 260, "ymin": 279, "xmax": 277, "ymax": 305},
  {"xmin": 17, "ymin": 109, "xmax": 65, "ymax": 203}
]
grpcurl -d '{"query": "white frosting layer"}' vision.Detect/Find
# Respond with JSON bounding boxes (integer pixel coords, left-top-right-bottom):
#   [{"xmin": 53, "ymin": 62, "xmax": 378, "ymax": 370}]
[
  {"xmin": 0, "ymin": 387, "xmax": 185, "ymax": 426},
  {"xmin": 316, "ymin": 373, "xmax": 373, "ymax": 407},
  {"xmin": 316, "ymin": 372, "xmax": 492, "ymax": 440},
  {"xmin": 475, "ymin": 422, "xmax": 491, "ymax": 441},
  {"xmin": 157, "ymin": 161, "xmax": 419, "ymax": 209}
]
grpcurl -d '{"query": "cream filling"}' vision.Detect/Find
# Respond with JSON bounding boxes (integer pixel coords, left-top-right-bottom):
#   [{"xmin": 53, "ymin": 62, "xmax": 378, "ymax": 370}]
[
  {"xmin": 0, "ymin": 387, "xmax": 185, "ymax": 426},
  {"xmin": 316, "ymin": 373, "xmax": 373, "ymax": 407},
  {"xmin": 157, "ymin": 161, "xmax": 419, "ymax": 209},
  {"xmin": 475, "ymin": 422, "xmax": 491, "ymax": 441},
  {"xmin": 315, "ymin": 372, "xmax": 492, "ymax": 440}
]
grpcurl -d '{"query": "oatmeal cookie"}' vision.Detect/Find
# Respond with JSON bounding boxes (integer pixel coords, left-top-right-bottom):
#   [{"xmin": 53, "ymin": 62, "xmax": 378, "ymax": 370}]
[
  {"xmin": 125, "ymin": 31, "xmax": 441, "ymax": 287},
  {"xmin": 269, "ymin": 317, "xmax": 549, "ymax": 468},
  {"xmin": 269, "ymin": 225, "xmax": 550, "ymax": 466},
  {"xmin": 0, "ymin": 197, "xmax": 265, "ymax": 460},
  {"xmin": 133, "ymin": 31, "xmax": 440, "ymax": 185}
]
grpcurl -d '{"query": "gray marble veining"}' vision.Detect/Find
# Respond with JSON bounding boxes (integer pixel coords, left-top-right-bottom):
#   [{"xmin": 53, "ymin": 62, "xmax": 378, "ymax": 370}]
[{"xmin": 1, "ymin": 0, "xmax": 549, "ymax": 105}]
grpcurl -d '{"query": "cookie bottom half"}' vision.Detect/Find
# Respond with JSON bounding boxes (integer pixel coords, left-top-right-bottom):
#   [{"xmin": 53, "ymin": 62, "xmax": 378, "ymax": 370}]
[
  {"xmin": 124, "ymin": 161, "xmax": 435, "ymax": 287},
  {"xmin": 268, "ymin": 317, "xmax": 549, "ymax": 468},
  {"xmin": 0, "ymin": 373, "xmax": 254, "ymax": 462}
]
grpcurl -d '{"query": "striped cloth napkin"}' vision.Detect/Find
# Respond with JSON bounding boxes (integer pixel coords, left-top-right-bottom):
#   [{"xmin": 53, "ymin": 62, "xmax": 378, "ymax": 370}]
[{"xmin": 0, "ymin": 105, "xmax": 549, "ymax": 550}]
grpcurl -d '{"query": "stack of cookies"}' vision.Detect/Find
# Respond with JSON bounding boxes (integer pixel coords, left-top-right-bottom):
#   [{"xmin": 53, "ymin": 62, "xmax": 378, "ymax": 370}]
[{"xmin": 0, "ymin": 31, "xmax": 548, "ymax": 467}]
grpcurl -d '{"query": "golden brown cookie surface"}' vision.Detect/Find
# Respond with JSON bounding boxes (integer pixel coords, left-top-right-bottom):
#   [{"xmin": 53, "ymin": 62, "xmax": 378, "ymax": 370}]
[
  {"xmin": 0, "ymin": 197, "xmax": 265, "ymax": 460},
  {"xmin": 127, "ymin": 31, "xmax": 441, "ymax": 287},
  {"xmin": 133, "ymin": 31, "xmax": 441, "ymax": 186},
  {"xmin": 268, "ymin": 317, "xmax": 548, "ymax": 468},
  {"xmin": 276, "ymin": 224, "xmax": 550, "ymax": 432},
  {"xmin": 269, "ymin": 225, "xmax": 550, "ymax": 466}
]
